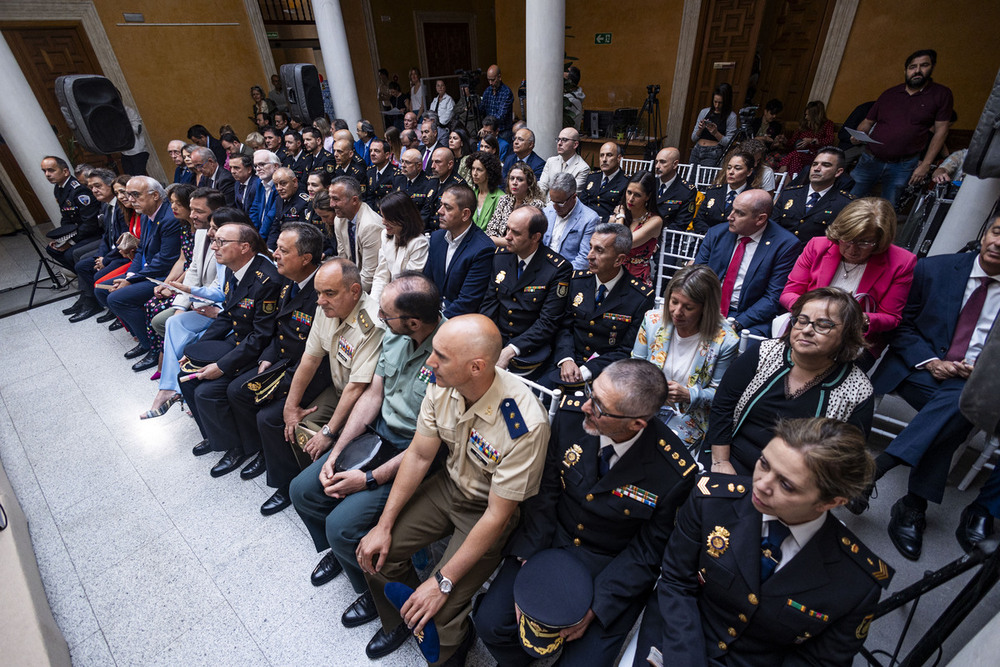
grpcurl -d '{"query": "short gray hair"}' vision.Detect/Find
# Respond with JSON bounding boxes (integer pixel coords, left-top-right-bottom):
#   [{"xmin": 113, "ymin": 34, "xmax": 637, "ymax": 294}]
[
  {"xmin": 131, "ymin": 175, "xmax": 167, "ymax": 203},
  {"xmin": 594, "ymin": 222, "xmax": 632, "ymax": 255},
  {"xmin": 192, "ymin": 146, "xmax": 217, "ymax": 164},
  {"xmin": 88, "ymin": 168, "xmax": 116, "ymax": 186},
  {"xmin": 253, "ymin": 149, "xmax": 281, "ymax": 165},
  {"xmin": 331, "ymin": 175, "xmax": 362, "ymax": 199},
  {"xmin": 549, "ymin": 171, "xmax": 577, "ymax": 195},
  {"xmin": 601, "ymin": 359, "xmax": 668, "ymax": 419}
]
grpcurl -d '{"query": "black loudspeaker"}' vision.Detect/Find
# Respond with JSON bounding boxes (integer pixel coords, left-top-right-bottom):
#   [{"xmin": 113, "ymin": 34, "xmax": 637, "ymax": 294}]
[
  {"xmin": 281, "ymin": 63, "xmax": 324, "ymax": 124},
  {"xmin": 54, "ymin": 75, "xmax": 134, "ymax": 154}
]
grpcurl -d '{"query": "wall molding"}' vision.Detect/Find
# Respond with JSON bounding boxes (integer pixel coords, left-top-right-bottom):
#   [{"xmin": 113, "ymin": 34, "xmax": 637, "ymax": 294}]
[
  {"xmin": 665, "ymin": 0, "xmax": 703, "ymax": 149},
  {"xmin": 242, "ymin": 0, "xmax": 278, "ymax": 80},
  {"xmin": 808, "ymin": 0, "xmax": 860, "ymax": 105}
]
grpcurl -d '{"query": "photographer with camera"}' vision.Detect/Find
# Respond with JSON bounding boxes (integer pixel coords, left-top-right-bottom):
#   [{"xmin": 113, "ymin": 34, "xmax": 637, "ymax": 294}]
[{"xmin": 689, "ymin": 83, "xmax": 738, "ymax": 170}]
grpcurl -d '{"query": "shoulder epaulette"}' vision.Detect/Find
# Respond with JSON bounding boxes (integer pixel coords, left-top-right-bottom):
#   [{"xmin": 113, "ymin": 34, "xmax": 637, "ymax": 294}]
[
  {"xmin": 544, "ymin": 248, "xmax": 566, "ymax": 266},
  {"xmin": 500, "ymin": 398, "xmax": 528, "ymax": 439},
  {"xmin": 298, "ymin": 192, "xmax": 310, "ymax": 201},
  {"xmin": 841, "ymin": 190, "xmax": 856, "ymax": 199},
  {"xmin": 784, "ymin": 184, "xmax": 806, "ymax": 191},
  {"xmin": 835, "ymin": 524, "xmax": 894, "ymax": 588},
  {"xmin": 685, "ymin": 181, "xmax": 697, "ymax": 190},
  {"xmin": 694, "ymin": 474, "xmax": 751, "ymax": 497},
  {"xmin": 558, "ymin": 393, "xmax": 585, "ymax": 412},
  {"xmin": 357, "ymin": 308, "xmax": 375, "ymax": 334},
  {"xmin": 632, "ymin": 279, "xmax": 655, "ymax": 297},
  {"xmin": 657, "ymin": 435, "xmax": 699, "ymax": 477},
  {"xmin": 572, "ymin": 269, "xmax": 593, "ymax": 279},
  {"xmin": 495, "ymin": 247, "xmax": 512, "ymax": 256}
]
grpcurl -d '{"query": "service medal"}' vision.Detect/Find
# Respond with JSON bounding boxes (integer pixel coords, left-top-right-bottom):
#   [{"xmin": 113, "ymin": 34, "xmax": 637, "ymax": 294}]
[
  {"xmin": 706, "ymin": 526, "xmax": 730, "ymax": 557},
  {"xmin": 572, "ymin": 292, "xmax": 583, "ymax": 307},
  {"xmin": 563, "ymin": 444, "xmax": 583, "ymax": 467},
  {"xmin": 495, "ymin": 270, "xmax": 506, "ymax": 284}
]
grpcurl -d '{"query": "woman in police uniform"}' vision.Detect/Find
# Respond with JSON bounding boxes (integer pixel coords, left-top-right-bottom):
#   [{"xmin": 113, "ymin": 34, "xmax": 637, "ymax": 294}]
[{"xmin": 633, "ymin": 417, "xmax": 893, "ymax": 667}]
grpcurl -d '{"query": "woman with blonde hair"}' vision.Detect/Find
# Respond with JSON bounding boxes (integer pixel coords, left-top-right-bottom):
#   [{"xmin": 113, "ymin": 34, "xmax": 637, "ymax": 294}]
[{"xmin": 486, "ymin": 161, "xmax": 545, "ymax": 245}]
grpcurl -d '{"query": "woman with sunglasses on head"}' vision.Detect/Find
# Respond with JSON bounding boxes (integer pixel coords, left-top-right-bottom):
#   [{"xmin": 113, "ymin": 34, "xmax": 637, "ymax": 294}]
[
  {"xmin": 632, "ymin": 417, "xmax": 893, "ymax": 667},
  {"xmin": 706, "ymin": 287, "xmax": 874, "ymax": 476},
  {"xmin": 779, "ymin": 198, "xmax": 916, "ymax": 370}
]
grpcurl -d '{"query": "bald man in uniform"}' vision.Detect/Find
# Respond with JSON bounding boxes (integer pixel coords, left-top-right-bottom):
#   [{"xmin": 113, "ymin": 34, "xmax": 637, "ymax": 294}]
[
  {"xmin": 357, "ymin": 315, "xmax": 550, "ymax": 663},
  {"xmin": 392, "ymin": 148, "xmax": 437, "ymax": 225},
  {"xmin": 426, "ymin": 146, "xmax": 463, "ymax": 231},
  {"xmin": 653, "ymin": 147, "xmax": 698, "ymax": 232}
]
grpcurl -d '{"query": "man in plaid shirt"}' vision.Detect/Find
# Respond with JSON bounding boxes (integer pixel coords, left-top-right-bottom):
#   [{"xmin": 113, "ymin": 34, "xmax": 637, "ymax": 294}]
[{"xmin": 479, "ymin": 64, "xmax": 514, "ymax": 140}]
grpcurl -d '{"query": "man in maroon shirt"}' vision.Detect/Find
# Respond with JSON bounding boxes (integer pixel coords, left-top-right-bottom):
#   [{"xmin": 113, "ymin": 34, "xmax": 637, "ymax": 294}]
[{"xmin": 849, "ymin": 49, "xmax": 953, "ymax": 208}]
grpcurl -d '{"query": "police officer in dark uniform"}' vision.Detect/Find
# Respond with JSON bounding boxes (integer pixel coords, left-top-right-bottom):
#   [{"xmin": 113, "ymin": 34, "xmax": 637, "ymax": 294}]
[
  {"xmin": 632, "ymin": 418, "xmax": 893, "ymax": 667},
  {"xmin": 283, "ymin": 131, "xmax": 311, "ymax": 182},
  {"xmin": 363, "ymin": 139, "xmax": 400, "ymax": 208},
  {"xmin": 693, "ymin": 150, "xmax": 758, "ymax": 235},
  {"xmin": 481, "ymin": 206, "xmax": 571, "ymax": 378},
  {"xmin": 41, "ymin": 156, "xmax": 102, "ymax": 272},
  {"xmin": 550, "ymin": 222, "xmax": 654, "ymax": 387},
  {"xmin": 301, "ymin": 126, "xmax": 336, "ymax": 177},
  {"xmin": 266, "ymin": 167, "xmax": 311, "ymax": 249},
  {"xmin": 332, "ymin": 136, "xmax": 366, "ymax": 183},
  {"xmin": 426, "ymin": 146, "xmax": 463, "ymax": 231},
  {"xmin": 180, "ymin": 222, "xmax": 282, "ymax": 477},
  {"xmin": 224, "ymin": 224, "xmax": 329, "ymax": 504},
  {"xmin": 262, "ymin": 125, "xmax": 286, "ymax": 163},
  {"xmin": 653, "ymin": 147, "xmax": 698, "ymax": 231},
  {"xmin": 392, "ymin": 148, "xmax": 436, "ymax": 227},
  {"xmin": 580, "ymin": 141, "xmax": 628, "ymax": 222},
  {"xmin": 474, "ymin": 359, "xmax": 697, "ymax": 666},
  {"xmin": 771, "ymin": 146, "xmax": 855, "ymax": 244}
]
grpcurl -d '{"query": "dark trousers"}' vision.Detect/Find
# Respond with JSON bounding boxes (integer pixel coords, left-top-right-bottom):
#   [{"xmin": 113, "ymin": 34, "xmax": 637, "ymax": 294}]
[
  {"xmin": 46, "ymin": 236, "xmax": 101, "ymax": 272},
  {"xmin": 885, "ymin": 372, "xmax": 972, "ymax": 504},
  {"xmin": 74, "ymin": 255, "xmax": 129, "ymax": 301},
  {"xmin": 258, "ymin": 383, "xmax": 339, "ymax": 491},
  {"xmin": 180, "ymin": 369, "xmax": 251, "ymax": 454},
  {"xmin": 974, "ymin": 465, "xmax": 1000, "ymax": 517},
  {"xmin": 104, "ymin": 281, "xmax": 157, "ymax": 348}
]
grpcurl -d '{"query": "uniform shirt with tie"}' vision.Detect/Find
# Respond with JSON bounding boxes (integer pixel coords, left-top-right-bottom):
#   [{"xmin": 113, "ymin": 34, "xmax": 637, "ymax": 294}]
[
  {"xmin": 503, "ymin": 249, "xmax": 537, "ymax": 357},
  {"xmin": 557, "ymin": 268, "xmax": 625, "ymax": 380},
  {"xmin": 918, "ymin": 258, "xmax": 1000, "ymax": 366},
  {"xmin": 728, "ymin": 227, "xmax": 766, "ymax": 310},
  {"xmin": 444, "ymin": 223, "xmax": 472, "ymax": 272},
  {"xmin": 760, "ymin": 511, "xmax": 826, "ymax": 574},
  {"xmin": 725, "ymin": 183, "xmax": 747, "ymax": 208},
  {"xmin": 657, "ymin": 174, "xmax": 677, "ymax": 199},
  {"xmin": 805, "ymin": 184, "xmax": 832, "ymax": 212},
  {"xmin": 598, "ymin": 427, "xmax": 643, "ymax": 473}
]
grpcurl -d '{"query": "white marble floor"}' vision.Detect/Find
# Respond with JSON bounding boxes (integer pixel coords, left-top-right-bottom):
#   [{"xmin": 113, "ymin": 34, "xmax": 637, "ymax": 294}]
[{"xmin": 0, "ymin": 296, "xmax": 998, "ymax": 666}]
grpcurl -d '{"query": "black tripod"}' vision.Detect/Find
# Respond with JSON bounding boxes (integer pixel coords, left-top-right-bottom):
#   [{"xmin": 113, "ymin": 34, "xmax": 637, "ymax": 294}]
[
  {"xmin": 0, "ymin": 178, "xmax": 70, "ymax": 309},
  {"xmin": 624, "ymin": 84, "xmax": 662, "ymax": 160}
]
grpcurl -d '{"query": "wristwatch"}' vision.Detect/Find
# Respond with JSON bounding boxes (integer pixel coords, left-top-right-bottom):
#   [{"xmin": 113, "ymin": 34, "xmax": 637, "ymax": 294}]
[
  {"xmin": 365, "ymin": 470, "xmax": 378, "ymax": 491},
  {"xmin": 435, "ymin": 570, "xmax": 453, "ymax": 594},
  {"xmin": 320, "ymin": 424, "xmax": 333, "ymax": 439}
]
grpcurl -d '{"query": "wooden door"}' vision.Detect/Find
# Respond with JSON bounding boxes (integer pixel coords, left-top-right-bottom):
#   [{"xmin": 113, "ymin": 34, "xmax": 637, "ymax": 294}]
[
  {"xmin": 683, "ymin": 0, "xmax": 765, "ymax": 157},
  {"xmin": 422, "ymin": 22, "xmax": 473, "ymax": 78},
  {"xmin": 754, "ymin": 0, "xmax": 835, "ymax": 126}
]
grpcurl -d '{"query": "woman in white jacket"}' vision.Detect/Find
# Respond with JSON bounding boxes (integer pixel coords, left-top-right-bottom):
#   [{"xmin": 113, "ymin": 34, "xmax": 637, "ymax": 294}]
[{"xmin": 368, "ymin": 191, "xmax": 429, "ymax": 308}]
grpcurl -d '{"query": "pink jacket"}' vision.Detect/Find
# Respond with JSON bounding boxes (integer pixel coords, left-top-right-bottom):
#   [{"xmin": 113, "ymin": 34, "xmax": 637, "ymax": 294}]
[{"xmin": 780, "ymin": 236, "xmax": 917, "ymax": 348}]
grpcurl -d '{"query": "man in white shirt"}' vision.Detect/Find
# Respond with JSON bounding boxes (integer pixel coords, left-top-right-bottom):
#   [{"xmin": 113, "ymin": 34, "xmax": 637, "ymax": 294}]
[
  {"xmin": 538, "ymin": 127, "xmax": 591, "ymax": 195},
  {"xmin": 542, "ymin": 172, "xmax": 599, "ymax": 271}
]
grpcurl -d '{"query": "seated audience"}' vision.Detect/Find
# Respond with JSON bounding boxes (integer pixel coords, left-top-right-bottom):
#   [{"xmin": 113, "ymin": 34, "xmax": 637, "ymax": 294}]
[
  {"xmin": 581, "ymin": 141, "xmax": 627, "ymax": 222},
  {"xmin": 694, "ymin": 189, "xmax": 799, "ymax": 335},
  {"xmin": 448, "ymin": 127, "xmax": 475, "ymax": 184},
  {"xmin": 632, "ymin": 265, "xmax": 739, "ymax": 451},
  {"xmin": 478, "ymin": 115, "xmax": 511, "ymax": 158},
  {"xmin": 356, "ymin": 315, "xmax": 550, "ymax": 663},
  {"xmin": 41, "ymin": 155, "xmax": 102, "ymax": 273},
  {"xmin": 284, "ymin": 131, "xmax": 310, "ymax": 182},
  {"xmin": 333, "ymin": 137, "xmax": 366, "ymax": 183},
  {"xmin": 363, "ymin": 139, "xmax": 400, "ymax": 208},
  {"xmin": 187, "ymin": 123, "xmax": 227, "ymax": 164},
  {"xmin": 189, "ymin": 147, "xmax": 235, "ymax": 205},
  {"xmin": 229, "ymin": 154, "xmax": 261, "ymax": 212},
  {"xmin": 355, "ymin": 119, "xmax": 378, "ymax": 167},
  {"xmin": 611, "ymin": 171, "xmax": 663, "ymax": 284},
  {"xmin": 67, "ymin": 169, "xmax": 124, "ymax": 321},
  {"xmin": 481, "ymin": 206, "xmax": 571, "ymax": 376},
  {"xmin": 776, "ymin": 100, "xmax": 836, "ymax": 176},
  {"xmin": 478, "ymin": 134, "xmax": 500, "ymax": 157},
  {"xmin": 706, "ymin": 287, "xmax": 875, "ymax": 475},
  {"xmin": 329, "ymin": 176, "xmax": 383, "ymax": 293},
  {"xmin": 249, "ymin": 149, "xmax": 282, "ymax": 237},
  {"xmin": 168, "ymin": 140, "xmax": 195, "ymax": 184},
  {"xmin": 741, "ymin": 139, "xmax": 777, "ymax": 195},
  {"xmin": 539, "ymin": 127, "xmax": 590, "ymax": 195},
  {"xmin": 633, "ymin": 418, "xmax": 893, "ymax": 667},
  {"xmin": 771, "ymin": 146, "xmax": 855, "ymax": 244},
  {"xmin": 474, "ymin": 359, "xmax": 696, "ymax": 666},
  {"xmin": 467, "ymin": 150, "xmax": 503, "ymax": 230},
  {"xmin": 501, "ymin": 126, "xmax": 545, "ymax": 181},
  {"xmin": 542, "ymin": 171, "xmax": 599, "ymax": 271},
  {"xmin": 653, "ymin": 147, "xmax": 698, "ymax": 232},
  {"xmin": 693, "ymin": 151, "xmax": 756, "ymax": 234},
  {"xmin": 290, "ymin": 272, "xmax": 442, "ymax": 631},
  {"xmin": 392, "ymin": 148, "xmax": 436, "ymax": 225},
  {"xmin": 368, "ymin": 192, "xmax": 430, "ymax": 308},
  {"xmin": 780, "ymin": 197, "xmax": 916, "ymax": 368},
  {"xmin": 268, "ymin": 167, "xmax": 310, "ymax": 248},
  {"xmin": 486, "ymin": 161, "xmax": 546, "ymax": 246},
  {"xmin": 418, "ymin": 118, "xmax": 443, "ymax": 172},
  {"xmin": 552, "ymin": 223, "xmax": 654, "ymax": 386},
  {"xmin": 427, "ymin": 146, "xmax": 464, "ymax": 229},
  {"xmin": 91, "ymin": 176, "xmax": 143, "ymax": 310}
]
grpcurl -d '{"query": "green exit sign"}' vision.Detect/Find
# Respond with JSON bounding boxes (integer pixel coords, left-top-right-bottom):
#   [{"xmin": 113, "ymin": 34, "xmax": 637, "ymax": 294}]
[
  {"xmin": 266, "ymin": 31, "xmax": 278, "ymax": 39},
  {"xmin": 595, "ymin": 33, "xmax": 612, "ymax": 45}
]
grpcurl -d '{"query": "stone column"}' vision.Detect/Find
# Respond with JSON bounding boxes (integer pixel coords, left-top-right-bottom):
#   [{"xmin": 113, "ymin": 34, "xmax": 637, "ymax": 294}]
[
  {"xmin": 0, "ymin": 33, "xmax": 69, "ymax": 224},
  {"xmin": 312, "ymin": 0, "xmax": 362, "ymax": 139},
  {"xmin": 929, "ymin": 175, "xmax": 1000, "ymax": 256},
  {"xmin": 525, "ymin": 0, "xmax": 565, "ymax": 159}
]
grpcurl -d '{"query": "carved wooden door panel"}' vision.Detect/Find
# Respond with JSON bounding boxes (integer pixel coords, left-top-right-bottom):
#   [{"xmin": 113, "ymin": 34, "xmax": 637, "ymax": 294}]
[{"xmin": 422, "ymin": 22, "xmax": 473, "ymax": 78}]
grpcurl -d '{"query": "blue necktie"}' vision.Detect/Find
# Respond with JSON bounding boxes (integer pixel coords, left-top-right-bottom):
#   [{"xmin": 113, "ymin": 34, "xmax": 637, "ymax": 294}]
[
  {"xmin": 290, "ymin": 283, "xmax": 299, "ymax": 299},
  {"xmin": 805, "ymin": 191, "xmax": 820, "ymax": 213},
  {"xmin": 658, "ymin": 183, "xmax": 667, "ymax": 199},
  {"xmin": 517, "ymin": 260, "xmax": 526, "ymax": 279},
  {"xmin": 598, "ymin": 445, "xmax": 614, "ymax": 477},
  {"xmin": 725, "ymin": 190, "xmax": 736, "ymax": 210},
  {"xmin": 595, "ymin": 284, "xmax": 607, "ymax": 308},
  {"xmin": 760, "ymin": 520, "xmax": 791, "ymax": 582}
]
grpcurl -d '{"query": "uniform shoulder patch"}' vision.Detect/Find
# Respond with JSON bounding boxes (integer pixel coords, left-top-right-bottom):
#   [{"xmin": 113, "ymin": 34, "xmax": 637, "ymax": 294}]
[
  {"xmin": 298, "ymin": 192, "xmax": 310, "ymax": 201},
  {"xmin": 357, "ymin": 308, "xmax": 375, "ymax": 334},
  {"xmin": 572, "ymin": 269, "xmax": 592, "ymax": 279},
  {"xmin": 262, "ymin": 300, "xmax": 276, "ymax": 314},
  {"xmin": 841, "ymin": 190, "xmax": 856, "ymax": 199},
  {"xmin": 77, "ymin": 194, "xmax": 91, "ymax": 206},
  {"xmin": 836, "ymin": 524, "xmax": 894, "ymax": 588},
  {"xmin": 656, "ymin": 435, "xmax": 699, "ymax": 477},
  {"xmin": 694, "ymin": 474, "xmax": 751, "ymax": 497},
  {"xmin": 558, "ymin": 393, "xmax": 585, "ymax": 412},
  {"xmin": 500, "ymin": 398, "xmax": 528, "ymax": 439}
]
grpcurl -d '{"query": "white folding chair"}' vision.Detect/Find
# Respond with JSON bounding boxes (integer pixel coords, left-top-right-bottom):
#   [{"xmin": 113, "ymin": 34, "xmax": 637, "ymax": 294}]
[
  {"xmin": 653, "ymin": 229, "xmax": 704, "ymax": 299},
  {"xmin": 695, "ymin": 166, "xmax": 720, "ymax": 190},
  {"xmin": 621, "ymin": 158, "xmax": 653, "ymax": 177},
  {"xmin": 772, "ymin": 172, "xmax": 788, "ymax": 201},
  {"xmin": 958, "ymin": 434, "xmax": 1000, "ymax": 491},
  {"xmin": 677, "ymin": 163, "xmax": 693, "ymax": 181},
  {"xmin": 512, "ymin": 374, "xmax": 562, "ymax": 424}
]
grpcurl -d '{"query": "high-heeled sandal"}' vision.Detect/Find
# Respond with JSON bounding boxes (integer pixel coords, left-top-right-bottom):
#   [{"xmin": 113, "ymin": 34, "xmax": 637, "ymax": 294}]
[
  {"xmin": 139, "ymin": 394, "xmax": 182, "ymax": 420},
  {"xmin": 150, "ymin": 371, "xmax": 161, "ymax": 381}
]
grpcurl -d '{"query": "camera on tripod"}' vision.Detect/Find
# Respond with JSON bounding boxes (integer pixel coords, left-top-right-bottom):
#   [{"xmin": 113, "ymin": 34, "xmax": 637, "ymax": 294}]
[
  {"xmin": 456, "ymin": 68, "xmax": 482, "ymax": 92},
  {"xmin": 738, "ymin": 105, "xmax": 759, "ymax": 131},
  {"xmin": 646, "ymin": 84, "xmax": 660, "ymax": 98}
]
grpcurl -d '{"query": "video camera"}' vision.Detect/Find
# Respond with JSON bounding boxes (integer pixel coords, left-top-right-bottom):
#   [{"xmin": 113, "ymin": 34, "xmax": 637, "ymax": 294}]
[{"xmin": 456, "ymin": 68, "xmax": 483, "ymax": 92}]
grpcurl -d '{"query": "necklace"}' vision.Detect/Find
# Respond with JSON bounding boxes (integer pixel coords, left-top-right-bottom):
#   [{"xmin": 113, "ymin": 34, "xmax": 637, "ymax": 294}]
[
  {"xmin": 784, "ymin": 363, "xmax": 836, "ymax": 400},
  {"xmin": 841, "ymin": 261, "xmax": 865, "ymax": 278}
]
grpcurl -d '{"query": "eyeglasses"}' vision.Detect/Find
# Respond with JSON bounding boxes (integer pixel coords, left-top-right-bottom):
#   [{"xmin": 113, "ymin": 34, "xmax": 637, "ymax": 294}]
[
  {"xmin": 791, "ymin": 315, "xmax": 839, "ymax": 335},
  {"xmin": 555, "ymin": 137, "xmax": 575, "ymax": 143},
  {"xmin": 209, "ymin": 238, "xmax": 240, "ymax": 248},
  {"xmin": 253, "ymin": 162, "xmax": 272, "ymax": 169},
  {"xmin": 190, "ymin": 162, "xmax": 204, "ymax": 169},
  {"xmin": 377, "ymin": 308, "xmax": 409, "ymax": 325},
  {"xmin": 840, "ymin": 239, "xmax": 877, "ymax": 249},
  {"xmin": 125, "ymin": 190, "xmax": 144, "ymax": 199},
  {"xmin": 583, "ymin": 381, "xmax": 646, "ymax": 420}
]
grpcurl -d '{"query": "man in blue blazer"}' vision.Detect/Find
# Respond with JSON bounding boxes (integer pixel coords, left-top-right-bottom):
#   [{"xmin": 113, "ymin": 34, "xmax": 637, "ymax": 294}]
[
  {"xmin": 542, "ymin": 171, "xmax": 599, "ymax": 271},
  {"xmin": 249, "ymin": 150, "xmax": 282, "ymax": 238},
  {"xmin": 229, "ymin": 154, "xmax": 261, "ymax": 213},
  {"xmin": 99, "ymin": 176, "xmax": 183, "ymax": 367},
  {"xmin": 423, "ymin": 182, "xmax": 495, "ymax": 317},
  {"xmin": 693, "ymin": 189, "xmax": 798, "ymax": 336},
  {"xmin": 860, "ymin": 219, "xmax": 1000, "ymax": 560}
]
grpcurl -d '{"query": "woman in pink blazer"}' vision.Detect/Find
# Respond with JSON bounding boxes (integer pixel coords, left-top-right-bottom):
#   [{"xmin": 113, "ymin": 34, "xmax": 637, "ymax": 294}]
[{"xmin": 780, "ymin": 197, "xmax": 916, "ymax": 369}]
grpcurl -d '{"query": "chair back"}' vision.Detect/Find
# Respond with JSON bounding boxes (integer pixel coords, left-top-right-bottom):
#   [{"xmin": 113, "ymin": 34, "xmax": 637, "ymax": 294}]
[
  {"xmin": 621, "ymin": 158, "xmax": 653, "ymax": 177},
  {"xmin": 653, "ymin": 229, "xmax": 705, "ymax": 299},
  {"xmin": 512, "ymin": 375, "xmax": 562, "ymax": 424},
  {"xmin": 695, "ymin": 166, "xmax": 721, "ymax": 190}
]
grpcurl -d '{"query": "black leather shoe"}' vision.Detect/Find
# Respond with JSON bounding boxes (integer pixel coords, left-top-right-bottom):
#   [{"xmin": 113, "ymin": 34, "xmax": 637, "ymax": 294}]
[
  {"xmin": 260, "ymin": 489, "xmax": 291, "ymax": 516},
  {"xmin": 310, "ymin": 551, "xmax": 343, "ymax": 587},
  {"xmin": 62, "ymin": 298, "xmax": 83, "ymax": 315},
  {"xmin": 956, "ymin": 504, "xmax": 994, "ymax": 553},
  {"xmin": 240, "ymin": 453, "xmax": 266, "ymax": 480},
  {"xmin": 96, "ymin": 310, "xmax": 117, "ymax": 323},
  {"xmin": 109, "ymin": 320, "xmax": 124, "ymax": 331},
  {"xmin": 124, "ymin": 343, "xmax": 147, "ymax": 359},
  {"xmin": 192, "ymin": 439, "xmax": 211, "ymax": 456},
  {"xmin": 365, "ymin": 624, "xmax": 410, "ymax": 660},
  {"xmin": 69, "ymin": 302, "xmax": 103, "ymax": 323},
  {"xmin": 888, "ymin": 498, "xmax": 926, "ymax": 561},
  {"xmin": 131, "ymin": 350, "xmax": 159, "ymax": 372},
  {"xmin": 210, "ymin": 449, "xmax": 246, "ymax": 477},
  {"xmin": 342, "ymin": 591, "xmax": 378, "ymax": 628},
  {"xmin": 441, "ymin": 623, "xmax": 477, "ymax": 666}
]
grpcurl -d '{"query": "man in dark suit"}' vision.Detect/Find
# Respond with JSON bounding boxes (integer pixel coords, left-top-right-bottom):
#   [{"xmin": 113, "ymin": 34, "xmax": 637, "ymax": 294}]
[
  {"xmin": 481, "ymin": 206, "xmax": 571, "ymax": 377},
  {"xmin": 418, "ymin": 118, "xmax": 443, "ymax": 173},
  {"xmin": 190, "ymin": 147, "xmax": 236, "ymax": 205},
  {"xmin": 392, "ymin": 148, "xmax": 436, "ymax": 225},
  {"xmin": 229, "ymin": 154, "xmax": 261, "ymax": 213},
  {"xmin": 363, "ymin": 139, "xmax": 399, "ymax": 208},
  {"xmin": 474, "ymin": 359, "xmax": 696, "ymax": 666},
  {"xmin": 187, "ymin": 124, "xmax": 227, "ymax": 165},
  {"xmin": 267, "ymin": 167, "xmax": 311, "ymax": 249},
  {"xmin": 694, "ymin": 189, "xmax": 799, "ymax": 336},
  {"xmin": 861, "ymin": 219, "xmax": 1000, "ymax": 560},
  {"xmin": 423, "ymin": 183, "xmax": 495, "ymax": 317},
  {"xmin": 653, "ymin": 147, "xmax": 698, "ymax": 231},
  {"xmin": 552, "ymin": 222, "xmax": 654, "ymax": 387},
  {"xmin": 220, "ymin": 132, "xmax": 254, "ymax": 160},
  {"xmin": 263, "ymin": 126, "xmax": 287, "ymax": 163},
  {"xmin": 68, "ymin": 169, "xmax": 126, "ymax": 321},
  {"xmin": 99, "ymin": 177, "xmax": 183, "ymax": 365},
  {"xmin": 501, "ymin": 126, "xmax": 546, "ymax": 182},
  {"xmin": 771, "ymin": 147, "xmax": 855, "ymax": 244},
  {"xmin": 427, "ymin": 147, "xmax": 463, "ymax": 231},
  {"xmin": 180, "ymin": 223, "xmax": 282, "ymax": 477},
  {"xmin": 168, "ymin": 140, "xmax": 195, "ymax": 184},
  {"xmin": 580, "ymin": 141, "xmax": 627, "ymax": 222}
]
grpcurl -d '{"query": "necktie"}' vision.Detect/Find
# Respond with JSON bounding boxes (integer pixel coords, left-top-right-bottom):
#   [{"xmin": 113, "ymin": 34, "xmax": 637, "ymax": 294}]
[
  {"xmin": 290, "ymin": 283, "xmax": 300, "ymax": 299},
  {"xmin": 348, "ymin": 220, "xmax": 358, "ymax": 264},
  {"xmin": 598, "ymin": 445, "xmax": 615, "ymax": 477},
  {"xmin": 237, "ymin": 183, "xmax": 244, "ymax": 207},
  {"xmin": 945, "ymin": 277, "xmax": 992, "ymax": 361},
  {"xmin": 720, "ymin": 236, "xmax": 751, "ymax": 317},
  {"xmin": 805, "ymin": 191, "xmax": 820, "ymax": 213},
  {"xmin": 725, "ymin": 190, "xmax": 736, "ymax": 210},
  {"xmin": 517, "ymin": 260, "xmax": 526, "ymax": 279},
  {"xmin": 658, "ymin": 183, "xmax": 667, "ymax": 199},
  {"xmin": 761, "ymin": 520, "xmax": 791, "ymax": 582},
  {"xmin": 601, "ymin": 176, "xmax": 608, "ymax": 190},
  {"xmin": 422, "ymin": 148, "xmax": 431, "ymax": 171},
  {"xmin": 596, "ymin": 284, "xmax": 607, "ymax": 308}
]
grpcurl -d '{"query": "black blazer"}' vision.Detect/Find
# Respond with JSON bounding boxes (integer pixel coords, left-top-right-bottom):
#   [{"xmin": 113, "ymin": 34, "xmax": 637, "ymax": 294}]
[
  {"xmin": 207, "ymin": 166, "xmax": 236, "ymax": 206},
  {"xmin": 771, "ymin": 184, "xmax": 855, "ymax": 245}
]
